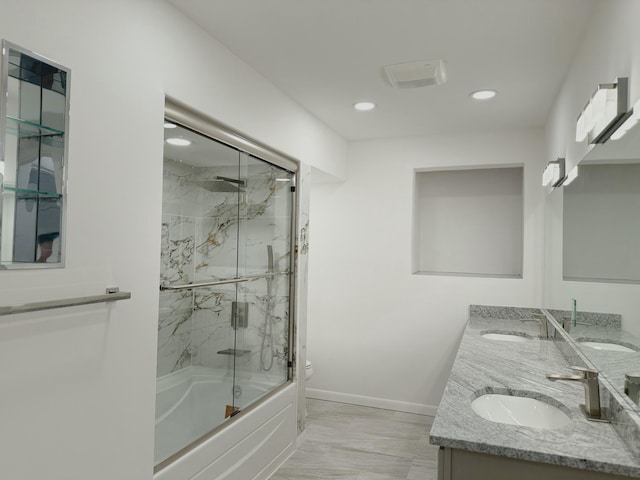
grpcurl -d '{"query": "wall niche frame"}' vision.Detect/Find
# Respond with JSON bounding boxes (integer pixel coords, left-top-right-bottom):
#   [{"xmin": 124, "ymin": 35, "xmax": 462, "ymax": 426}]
[
  {"xmin": 413, "ymin": 165, "xmax": 524, "ymax": 278},
  {"xmin": 0, "ymin": 40, "xmax": 70, "ymax": 269}
]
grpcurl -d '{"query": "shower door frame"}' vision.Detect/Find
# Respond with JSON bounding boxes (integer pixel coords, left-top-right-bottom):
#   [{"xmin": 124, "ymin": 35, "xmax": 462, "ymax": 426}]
[{"xmin": 155, "ymin": 96, "xmax": 299, "ymax": 473}]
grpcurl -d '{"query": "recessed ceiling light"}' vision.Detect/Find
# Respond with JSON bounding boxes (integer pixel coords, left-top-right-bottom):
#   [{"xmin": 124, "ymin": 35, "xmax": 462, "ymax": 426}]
[
  {"xmin": 354, "ymin": 101, "xmax": 376, "ymax": 111},
  {"xmin": 164, "ymin": 122, "xmax": 177, "ymax": 129},
  {"xmin": 470, "ymin": 90, "xmax": 497, "ymax": 100},
  {"xmin": 166, "ymin": 138, "xmax": 191, "ymax": 146}
]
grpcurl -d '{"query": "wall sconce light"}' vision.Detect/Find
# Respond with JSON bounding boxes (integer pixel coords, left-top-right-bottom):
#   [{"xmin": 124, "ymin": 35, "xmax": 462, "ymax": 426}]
[
  {"xmin": 563, "ymin": 166, "xmax": 578, "ymax": 186},
  {"xmin": 575, "ymin": 77, "xmax": 628, "ymax": 144},
  {"xmin": 542, "ymin": 158, "xmax": 566, "ymax": 188},
  {"xmin": 610, "ymin": 97, "xmax": 640, "ymax": 141}
]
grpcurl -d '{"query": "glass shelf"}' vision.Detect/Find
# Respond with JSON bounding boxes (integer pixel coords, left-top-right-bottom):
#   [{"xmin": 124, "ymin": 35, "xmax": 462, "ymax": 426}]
[
  {"xmin": 5, "ymin": 116, "xmax": 65, "ymax": 148},
  {"xmin": 5, "ymin": 115, "xmax": 64, "ymax": 138},
  {"xmin": 2, "ymin": 186, "xmax": 63, "ymax": 199}
]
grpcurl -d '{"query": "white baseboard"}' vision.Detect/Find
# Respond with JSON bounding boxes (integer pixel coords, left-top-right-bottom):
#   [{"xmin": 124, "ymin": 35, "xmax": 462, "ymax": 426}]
[{"xmin": 306, "ymin": 388, "xmax": 438, "ymax": 417}]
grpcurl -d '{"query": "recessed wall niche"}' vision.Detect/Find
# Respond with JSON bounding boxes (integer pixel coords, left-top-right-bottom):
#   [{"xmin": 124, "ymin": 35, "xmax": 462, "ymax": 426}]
[
  {"xmin": 413, "ymin": 166, "xmax": 524, "ymax": 278},
  {"xmin": 0, "ymin": 40, "xmax": 69, "ymax": 268}
]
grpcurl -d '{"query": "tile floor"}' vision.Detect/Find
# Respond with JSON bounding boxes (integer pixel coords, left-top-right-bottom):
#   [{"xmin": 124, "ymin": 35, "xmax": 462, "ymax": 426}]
[{"xmin": 270, "ymin": 398, "xmax": 438, "ymax": 480}]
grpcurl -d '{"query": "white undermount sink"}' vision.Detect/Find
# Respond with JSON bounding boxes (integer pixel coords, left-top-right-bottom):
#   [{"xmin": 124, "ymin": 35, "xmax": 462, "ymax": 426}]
[
  {"xmin": 481, "ymin": 332, "xmax": 531, "ymax": 343},
  {"xmin": 578, "ymin": 341, "xmax": 636, "ymax": 353},
  {"xmin": 471, "ymin": 393, "xmax": 571, "ymax": 429}
]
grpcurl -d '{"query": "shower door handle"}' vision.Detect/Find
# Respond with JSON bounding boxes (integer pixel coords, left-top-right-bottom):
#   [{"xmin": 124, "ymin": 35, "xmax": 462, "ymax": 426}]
[{"xmin": 160, "ymin": 278, "xmax": 249, "ymax": 291}]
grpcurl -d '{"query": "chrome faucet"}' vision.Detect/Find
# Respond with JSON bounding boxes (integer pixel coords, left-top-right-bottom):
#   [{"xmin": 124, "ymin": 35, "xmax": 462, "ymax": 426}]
[
  {"xmin": 520, "ymin": 313, "xmax": 548, "ymax": 338},
  {"xmin": 546, "ymin": 366, "xmax": 605, "ymax": 421}
]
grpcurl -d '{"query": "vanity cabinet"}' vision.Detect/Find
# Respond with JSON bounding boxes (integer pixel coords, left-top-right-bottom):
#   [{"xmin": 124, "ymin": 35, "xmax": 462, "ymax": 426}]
[
  {"xmin": 0, "ymin": 40, "xmax": 70, "ymax": 267},
  {"xmin": 438, "ymin": 447, "xmax": 630, "ymax": 480}
]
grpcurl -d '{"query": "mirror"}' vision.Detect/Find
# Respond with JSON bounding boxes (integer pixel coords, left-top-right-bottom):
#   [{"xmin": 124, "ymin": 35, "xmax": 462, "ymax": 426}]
[
  {"xmin": 0, "ymin": 41, "xmax": 69, "ymax": 268},
  {"xmin": 544, "ymin": 114, "xmax": 640, "ymax": 410}
]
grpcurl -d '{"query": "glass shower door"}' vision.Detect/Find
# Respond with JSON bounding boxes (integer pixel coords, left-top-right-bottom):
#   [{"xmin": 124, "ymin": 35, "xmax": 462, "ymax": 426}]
[
  {"xmin": 155, "ymin": 121, "xmax": 295, "ymax": 468},
  {"xmin": 233, "ymin": 153, "xmax": 294, "ymax": 409},
  {"xmin": 156, "ymin": 123, "xmax": 242, "ymax": 465}
]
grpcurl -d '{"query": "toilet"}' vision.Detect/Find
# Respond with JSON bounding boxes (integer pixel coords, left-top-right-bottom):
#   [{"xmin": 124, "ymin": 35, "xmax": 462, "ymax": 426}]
[{"xmin": 305, "ymin": 360, "xmax": 313, "ymax": 380}]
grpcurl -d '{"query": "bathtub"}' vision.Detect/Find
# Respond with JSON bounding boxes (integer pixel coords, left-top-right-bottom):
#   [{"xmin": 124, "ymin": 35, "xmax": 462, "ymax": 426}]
[{"xmin": 154, "ymin": 366, "xmax": 297, "ymax": 480}]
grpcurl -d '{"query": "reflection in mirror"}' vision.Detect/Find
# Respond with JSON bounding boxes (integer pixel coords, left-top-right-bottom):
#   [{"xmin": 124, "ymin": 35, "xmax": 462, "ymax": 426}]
[
  {"xmin": 548, "ymin": 307, "xmax": 640, "ymax": 407},
  {"xmin": 0, "ymin": 41, "xmax": 69, "ymax": 267},
  {"xmin": 545, "ymin": 109, "xmax": 640, "ymax": 410},
  {"xmin": 563, "ymin": 163, "xmax": 640, "ymax": 283}
]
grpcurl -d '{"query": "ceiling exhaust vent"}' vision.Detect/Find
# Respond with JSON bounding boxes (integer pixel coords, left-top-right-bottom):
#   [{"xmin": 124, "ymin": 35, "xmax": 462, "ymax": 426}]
[{"xmin": 383, "ymin": 60, "xmax": 447, "ymax": 89}]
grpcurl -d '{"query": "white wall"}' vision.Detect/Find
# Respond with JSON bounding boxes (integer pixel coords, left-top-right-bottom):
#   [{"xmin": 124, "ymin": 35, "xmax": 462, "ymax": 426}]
[
  {"xmin": 0, "ymin": 1, "xmax": 346, "ymax": 479},
  {"xmin": 307, "ymin": 129, "xmax": 545, "ymax": 413},
  {"xmin": 544, "ymin": 0, "xmax": 640, "ymax": 336}
]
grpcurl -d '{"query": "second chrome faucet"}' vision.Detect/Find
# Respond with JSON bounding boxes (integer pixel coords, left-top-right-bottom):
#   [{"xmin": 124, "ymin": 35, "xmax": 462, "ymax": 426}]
[
  {"xmin": 546, "ymin": 366, "xmax": 607, "ymax": 421},
  {"xmin": 521, "ymin": 313, "xmax": 549, "ymax": 338}
]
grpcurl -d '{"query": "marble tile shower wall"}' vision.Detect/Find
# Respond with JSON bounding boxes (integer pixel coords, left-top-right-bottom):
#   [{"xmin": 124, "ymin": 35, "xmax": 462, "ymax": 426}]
[
  {"xmin": 158, "ymin": 158, "xmax": 291, "ymax": 378},
  {"xmin": 190, "ymin": 276, "xmax": 290, "ymax": 377}
]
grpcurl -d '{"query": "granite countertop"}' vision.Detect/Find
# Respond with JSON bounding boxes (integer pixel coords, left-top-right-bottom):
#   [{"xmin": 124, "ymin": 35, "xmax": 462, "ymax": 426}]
[{"xmin": 429, "ymin": 313, "xmax": 640, "ymax": 477}]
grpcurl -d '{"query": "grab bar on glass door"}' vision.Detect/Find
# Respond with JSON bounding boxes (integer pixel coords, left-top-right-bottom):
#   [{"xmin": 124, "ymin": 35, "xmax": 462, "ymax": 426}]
[
  {"xmin": 243, "ymin": 272, "xmax": 290, "ymax": 281},
  {"xmin": 160, "ymin": 272, "xmax": 290, "ymax": 292},
  {"xmin": 0, "ymin": 287, "xmax": 131, "ymax": 316},
  {"xmin": 160, "ymin": 278, "xmax": 249, "ymax": 291}
]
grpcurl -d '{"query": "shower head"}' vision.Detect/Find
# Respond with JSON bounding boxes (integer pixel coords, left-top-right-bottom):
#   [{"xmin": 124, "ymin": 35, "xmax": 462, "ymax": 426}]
[{"xmin": 190, "ymin": 176, "xmax": 246, "ymax": 193}]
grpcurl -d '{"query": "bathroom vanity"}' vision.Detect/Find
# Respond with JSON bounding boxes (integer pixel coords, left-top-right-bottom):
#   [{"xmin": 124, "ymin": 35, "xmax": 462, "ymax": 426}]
[{"xmin": 430, "ymin": 306, "xmax": 640, "ymax": 480}]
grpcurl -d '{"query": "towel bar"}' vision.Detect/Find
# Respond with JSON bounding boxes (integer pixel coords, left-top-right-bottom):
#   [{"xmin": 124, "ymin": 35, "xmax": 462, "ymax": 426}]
[{"xmin": 0, "ymin": 287, "xmax": 131, "ymax": 316}]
